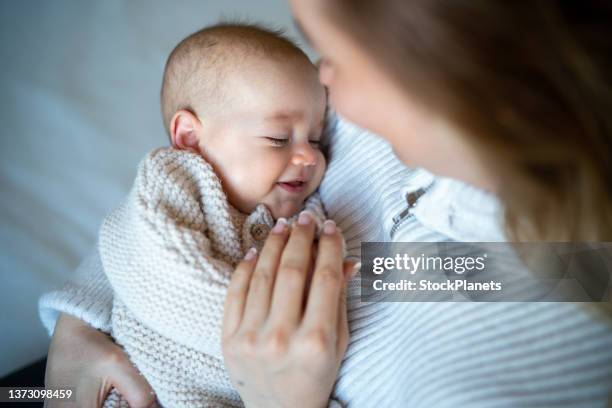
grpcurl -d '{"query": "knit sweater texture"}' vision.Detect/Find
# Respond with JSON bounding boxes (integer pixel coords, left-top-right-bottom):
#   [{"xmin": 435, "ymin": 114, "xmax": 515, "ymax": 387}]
[{"xmin": 98, "ymin": 147, "xmax": 327, "ymax": 407}]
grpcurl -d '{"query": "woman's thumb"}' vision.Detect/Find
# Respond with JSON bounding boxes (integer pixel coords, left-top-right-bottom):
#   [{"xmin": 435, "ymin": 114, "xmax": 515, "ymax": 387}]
[
  {"xmin": 108, "ymin": 359, "xmax": 159, "ymax": 408},
  {"xmin": 343, "ymin": 258, "xmax": 361, "ymax": 282}
]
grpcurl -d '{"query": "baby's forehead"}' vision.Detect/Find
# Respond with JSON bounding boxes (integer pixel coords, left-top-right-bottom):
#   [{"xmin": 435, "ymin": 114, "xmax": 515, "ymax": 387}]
[
  {"xmin": 161, "ymin": 24, "xmax": 319, "ymax": 131},
  {"xmin": 226, "ymin": 59, "xmax": 325, "ymax": 113},
  {"xmin": 208, "ymin": 45, "xmax": 305, "ymax": 82}
]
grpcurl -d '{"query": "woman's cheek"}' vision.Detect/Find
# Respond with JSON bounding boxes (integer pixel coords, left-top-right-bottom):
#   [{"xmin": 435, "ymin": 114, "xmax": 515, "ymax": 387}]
[
  {"xmin": 329, "ymin": 80, "xmax": 387, "ymax": 137},
  {"xmin": 330, "ymin": 89, "xmax": 368, "ymax": 127}
]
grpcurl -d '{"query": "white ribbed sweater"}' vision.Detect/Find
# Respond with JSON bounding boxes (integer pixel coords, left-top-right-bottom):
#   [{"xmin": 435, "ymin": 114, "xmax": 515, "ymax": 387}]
[{"xmin": 40, "ymin": 117, "xmax": 612, "ymax": 407}]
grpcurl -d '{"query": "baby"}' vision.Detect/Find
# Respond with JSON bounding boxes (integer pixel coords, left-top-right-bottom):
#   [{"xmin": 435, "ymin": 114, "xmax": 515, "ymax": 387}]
[{"xmin": 99, "ymin": 23, "xmax": 331, "ymax": 407}]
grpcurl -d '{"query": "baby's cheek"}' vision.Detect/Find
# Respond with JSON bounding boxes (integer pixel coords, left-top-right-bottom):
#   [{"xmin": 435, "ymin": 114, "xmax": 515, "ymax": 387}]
[
  {"xmin": 227, "ymin": 165, "xmax": 271, "ymax": 201},
  {"xmin": 247, "ymin": 158, "xmax": 285, "ymax": 191}
]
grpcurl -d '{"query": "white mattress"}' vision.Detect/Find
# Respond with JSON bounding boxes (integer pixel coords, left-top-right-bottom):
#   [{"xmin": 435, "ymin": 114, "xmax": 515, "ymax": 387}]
[{"xmin": 0, "ymin": 0, "xmax": 309, "ymax": 377}]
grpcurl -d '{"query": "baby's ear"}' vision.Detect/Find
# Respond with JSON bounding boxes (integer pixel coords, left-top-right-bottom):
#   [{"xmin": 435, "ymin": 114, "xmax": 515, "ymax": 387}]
[{"xmin": 169, "ymin": 109, "xmax": 202, "ymax": 153}]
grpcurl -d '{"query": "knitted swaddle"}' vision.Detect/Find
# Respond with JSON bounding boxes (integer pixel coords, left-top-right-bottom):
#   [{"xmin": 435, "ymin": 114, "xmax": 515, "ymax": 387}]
[{"xmin": 99, "ymin": 147, "xmax": 326, "ymax": 407}]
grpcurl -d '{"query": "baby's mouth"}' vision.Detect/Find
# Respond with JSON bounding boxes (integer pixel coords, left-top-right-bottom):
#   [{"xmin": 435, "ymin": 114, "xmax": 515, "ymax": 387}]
[{"xmin": 277, "ymin": 180, "xmax": 306, "ymax": 194}]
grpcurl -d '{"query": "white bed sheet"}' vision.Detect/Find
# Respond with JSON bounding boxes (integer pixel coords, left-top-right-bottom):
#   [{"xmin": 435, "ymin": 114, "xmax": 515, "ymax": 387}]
[{"xmin": 0, "ymin": 0, "xmax": 309, "ymax": 377}]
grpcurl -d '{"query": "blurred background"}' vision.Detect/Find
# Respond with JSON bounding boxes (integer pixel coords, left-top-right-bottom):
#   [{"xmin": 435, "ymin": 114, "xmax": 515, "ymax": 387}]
[{"xmin": 0, "ymin": 0, "xmax": 311, "ymax": 378}]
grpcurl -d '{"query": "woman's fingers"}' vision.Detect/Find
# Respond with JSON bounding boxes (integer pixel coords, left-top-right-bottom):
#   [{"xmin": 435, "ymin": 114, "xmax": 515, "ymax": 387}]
[
  {"xmin": 267, "ymin": 211, "xmax": 317, "ymax": 327},
  {"xmin": 74, "ymin": 375, "xmax": 104, "ymax": 408},
  {"xmin": 224, "ymin": 212, "xmax": 346, "ymax": 352},
  {"xmin": 108, "ymin": 356, "xmax": 158, "ymax": 408},
  {"xmin": 302, "ymin": 220, "xmax": 344, "ymax": 333},
  {"xmin": 240, "ymin": 217, "xmax": 294, "ymax": 330},
  {"xmin": 222, "ymin": 247, "xmax": 258, "ymax": 339},
  {"xmin": 336, "ymin": 260, "xmax": 357, "ymax": 354},
  {"xmin": 221, "ymin": 218, "xmax": 354, "ymax": 408},
  {"xmin": 89, "ymin": 340, "xmax": 158, "ymax": 408}
]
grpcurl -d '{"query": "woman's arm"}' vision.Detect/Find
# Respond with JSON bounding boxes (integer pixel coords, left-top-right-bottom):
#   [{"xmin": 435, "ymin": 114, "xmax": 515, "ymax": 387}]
[{"xmin": 39, "ymin": 243, "xmax": 158, "ymax": 407}]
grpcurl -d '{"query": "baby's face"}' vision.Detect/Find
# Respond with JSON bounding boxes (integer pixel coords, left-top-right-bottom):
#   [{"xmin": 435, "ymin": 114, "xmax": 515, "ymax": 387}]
[{"xmin": 197, "ymin": 57, "xmax": 327, "ymax": 219}]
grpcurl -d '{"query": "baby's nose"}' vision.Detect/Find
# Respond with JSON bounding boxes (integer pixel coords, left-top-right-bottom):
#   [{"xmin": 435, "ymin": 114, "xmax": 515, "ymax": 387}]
[{"xmin": 291, "ymin": 145, "xmax": 318, "ymax": 167}]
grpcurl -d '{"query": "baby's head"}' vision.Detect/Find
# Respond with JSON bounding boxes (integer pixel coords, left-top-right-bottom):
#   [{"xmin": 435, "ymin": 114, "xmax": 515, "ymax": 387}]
[{"xmin": 161, "ymin": 23, "xmax": 327, "ymax": 220}]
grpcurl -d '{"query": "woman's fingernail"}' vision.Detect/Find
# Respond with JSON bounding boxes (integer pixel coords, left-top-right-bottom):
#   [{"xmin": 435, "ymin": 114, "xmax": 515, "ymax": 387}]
[
  {"xmin": 271, "ymin": 217, "xmax": 287, "ymax": 234},
  {"xmin": 298, "ymin": 210, "xmax": 312, "ymax": 225},
  {"xmin": 244, "ymin": 247, "xmax": 257, "ymax": 261},
  {"xmin": 323, "ymin": 219, "xmax": 336, "ymax": 234}
]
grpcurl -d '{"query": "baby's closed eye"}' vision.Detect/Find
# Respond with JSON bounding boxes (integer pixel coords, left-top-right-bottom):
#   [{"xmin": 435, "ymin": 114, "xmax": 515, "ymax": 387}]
[
  {"xmin": 264, "ymin": 136, "xmax": 321, "ymax": 149},
  {"xmin": 265, "ymin": 136, "xmax": 290, "ymax": 147}
]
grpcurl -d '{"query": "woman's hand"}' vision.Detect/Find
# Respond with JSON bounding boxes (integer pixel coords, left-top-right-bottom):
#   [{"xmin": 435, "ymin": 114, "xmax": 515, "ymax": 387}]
[
  {"xmin": 45, "ymin": 313, "xmax": 158, "ymax": 408},
  {"xmin": 222, "ymin": 212, "xmax": 356, "ymax": 408}
]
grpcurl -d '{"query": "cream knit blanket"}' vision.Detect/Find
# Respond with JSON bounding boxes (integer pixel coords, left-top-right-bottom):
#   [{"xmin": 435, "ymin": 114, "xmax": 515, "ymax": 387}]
[{"xmin": 99, "ymin": 147, "xmax": 326, "ymax": 407}]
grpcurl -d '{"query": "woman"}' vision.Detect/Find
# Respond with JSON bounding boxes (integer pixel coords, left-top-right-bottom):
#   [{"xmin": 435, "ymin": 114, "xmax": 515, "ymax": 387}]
[{"xmin": 42, "ymin": 1, "xmax": 612, "ymax": 407}]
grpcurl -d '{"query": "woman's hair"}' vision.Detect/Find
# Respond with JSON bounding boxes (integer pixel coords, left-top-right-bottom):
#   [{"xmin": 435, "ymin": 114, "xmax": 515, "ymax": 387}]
[{"xmin": 326, "ymin": 1, "xmax": 612, "ymax": 241}]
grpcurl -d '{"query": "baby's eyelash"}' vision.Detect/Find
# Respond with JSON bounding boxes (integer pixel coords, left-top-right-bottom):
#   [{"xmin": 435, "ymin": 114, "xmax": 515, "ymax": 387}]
[
  {"xmin": 265, "ymin": 137, "xmax": 289, "ymax": 146},
  {"xmin": 264, "ymin": 137, "xmax": 321, "ymax": 148}
]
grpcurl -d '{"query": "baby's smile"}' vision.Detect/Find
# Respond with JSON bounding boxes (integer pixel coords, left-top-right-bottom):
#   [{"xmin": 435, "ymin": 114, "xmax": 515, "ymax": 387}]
[{"xmin": 277, "ymin": 176, "xmax": 308, "ymax": 194}]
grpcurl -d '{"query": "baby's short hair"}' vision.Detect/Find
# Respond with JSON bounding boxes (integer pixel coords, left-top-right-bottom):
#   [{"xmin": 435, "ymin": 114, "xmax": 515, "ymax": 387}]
[{"xmin": 160, "ymin": 22, "xmax": 312, "ymax": 134}]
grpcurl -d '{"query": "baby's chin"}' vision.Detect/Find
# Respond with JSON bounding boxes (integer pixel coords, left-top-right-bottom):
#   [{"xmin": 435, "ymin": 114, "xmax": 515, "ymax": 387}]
[{"xmin": 268, "ymin": 199, "xmax": 304, "ymax": 220}]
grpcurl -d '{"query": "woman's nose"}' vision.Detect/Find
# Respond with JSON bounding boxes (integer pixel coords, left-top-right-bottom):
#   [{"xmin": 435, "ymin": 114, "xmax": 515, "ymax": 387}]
[{"xmin": 291, "ymin": 143, "xmax": 318, "ymax": 167}]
